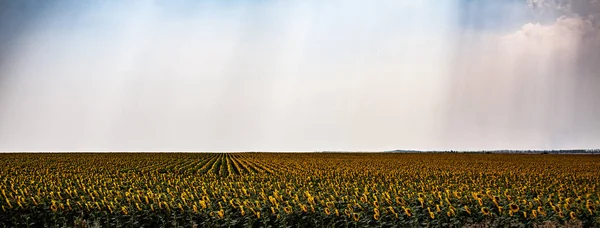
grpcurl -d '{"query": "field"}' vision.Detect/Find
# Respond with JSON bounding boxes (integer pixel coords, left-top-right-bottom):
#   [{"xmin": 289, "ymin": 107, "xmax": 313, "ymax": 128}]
[{"xmin": 1, "ymin": 153, "xmax": 599, "ymax": 227}]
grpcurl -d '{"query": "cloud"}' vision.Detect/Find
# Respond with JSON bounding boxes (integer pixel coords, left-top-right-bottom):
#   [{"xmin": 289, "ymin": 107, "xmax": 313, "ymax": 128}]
[
  {"xmin": 443, "ymin": 1, "xmax": 600, "ymax": 150},
  {"xmin": 527, "ymin": 0, "xmax": 600, "ymax": 19},
  {"xmin": 514, "ymin": 2, "xmax": 600, "ymax": 81}
]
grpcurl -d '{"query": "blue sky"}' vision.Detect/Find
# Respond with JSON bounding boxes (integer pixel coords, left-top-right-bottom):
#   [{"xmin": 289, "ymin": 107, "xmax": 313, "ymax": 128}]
[{"xmin": 0, "ymin": 0, "xmax": 598, "ymax": 151}]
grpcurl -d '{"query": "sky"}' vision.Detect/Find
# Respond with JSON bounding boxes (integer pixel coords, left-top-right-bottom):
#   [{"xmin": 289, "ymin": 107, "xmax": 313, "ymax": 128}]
[{"xmin": 0, "ymin": 0, "xmax": 598, "ymax": 152}]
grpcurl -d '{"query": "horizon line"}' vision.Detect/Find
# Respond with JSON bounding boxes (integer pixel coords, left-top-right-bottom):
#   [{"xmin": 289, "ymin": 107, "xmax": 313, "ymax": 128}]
[{"xmin": 1, "ymin": 149, "xmax": 599, "ymax": 153}]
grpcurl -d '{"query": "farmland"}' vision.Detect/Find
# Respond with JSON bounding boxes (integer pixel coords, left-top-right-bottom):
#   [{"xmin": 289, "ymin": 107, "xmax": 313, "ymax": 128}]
[{"xmin": 1, "ymin": 153, "xmax": 599, "ymax": 227}]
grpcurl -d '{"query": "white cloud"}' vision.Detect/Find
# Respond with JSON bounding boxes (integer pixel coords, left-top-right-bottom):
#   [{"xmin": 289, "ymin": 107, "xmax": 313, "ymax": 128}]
[{"xmin": 444, "ymin": 10, "xmax": 600, "ymax": 150}]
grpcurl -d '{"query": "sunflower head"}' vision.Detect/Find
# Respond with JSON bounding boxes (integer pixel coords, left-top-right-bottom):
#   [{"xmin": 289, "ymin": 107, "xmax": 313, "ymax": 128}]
[
  {"xmin": 569, "ymin": 211, "xmax": 577, "ymax": 220},
  {"xmin": 509, "ymin": 204, "xmax": 519, "ymax": 212},
  {"xmin": 388, "ymin": 206, "xmax": 395, "ymax": 214},
  {"xmin": 301, "ymin": 205, "xmax": 308, "ymax": 213},
  {"xmin": 481, "ymin": 207, "xmax": 490, "ymax": 215},
  {"xmin": 352, "ymin": 213, "xmax": 360, "ymax": 221},
  {"xmin": 284, "ymin": 206, "xmax": 293, "ymax": 214},
  {"xmin": 464, "ymin": 205, "xmax": 471, "ymax": 214}
]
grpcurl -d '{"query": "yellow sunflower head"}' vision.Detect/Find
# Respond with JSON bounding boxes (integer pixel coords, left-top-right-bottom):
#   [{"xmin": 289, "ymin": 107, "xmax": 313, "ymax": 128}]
[
  {"xmin": 352, "ymin": 213, "xmax": 360, "ymax": 221},
  {"xmin": 284, "ymin": 206, "xmax": 293, "ymax": 214},
  {"xmin": 481, "ymin": 207, "xmax": 490, "ymax": 215},
  {"xmin": 569, "ymin": 211, "xmax": 577, "ymax": 220},
  {"xmin": 509, "ymin": 204, "xmax": 519, "ymax": 212}
]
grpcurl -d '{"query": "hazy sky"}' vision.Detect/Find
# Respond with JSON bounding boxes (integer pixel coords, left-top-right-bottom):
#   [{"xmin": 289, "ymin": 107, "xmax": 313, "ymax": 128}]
[{"xmin": 0, "ymin": 0, "xmax": 598, "ymax": 151}]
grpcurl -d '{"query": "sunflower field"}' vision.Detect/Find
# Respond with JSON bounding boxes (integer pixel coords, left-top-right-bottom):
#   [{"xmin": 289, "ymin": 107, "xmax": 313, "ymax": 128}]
[{"xmin": 0, "ymin": 153, "xmax": 599, "ymax": 227}]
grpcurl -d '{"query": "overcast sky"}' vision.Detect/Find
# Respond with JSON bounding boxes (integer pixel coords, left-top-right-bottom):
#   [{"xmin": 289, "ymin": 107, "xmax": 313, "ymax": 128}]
[{"xmin": 0, "ymin": 0, "xmax": 598, "ymax": 152}]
